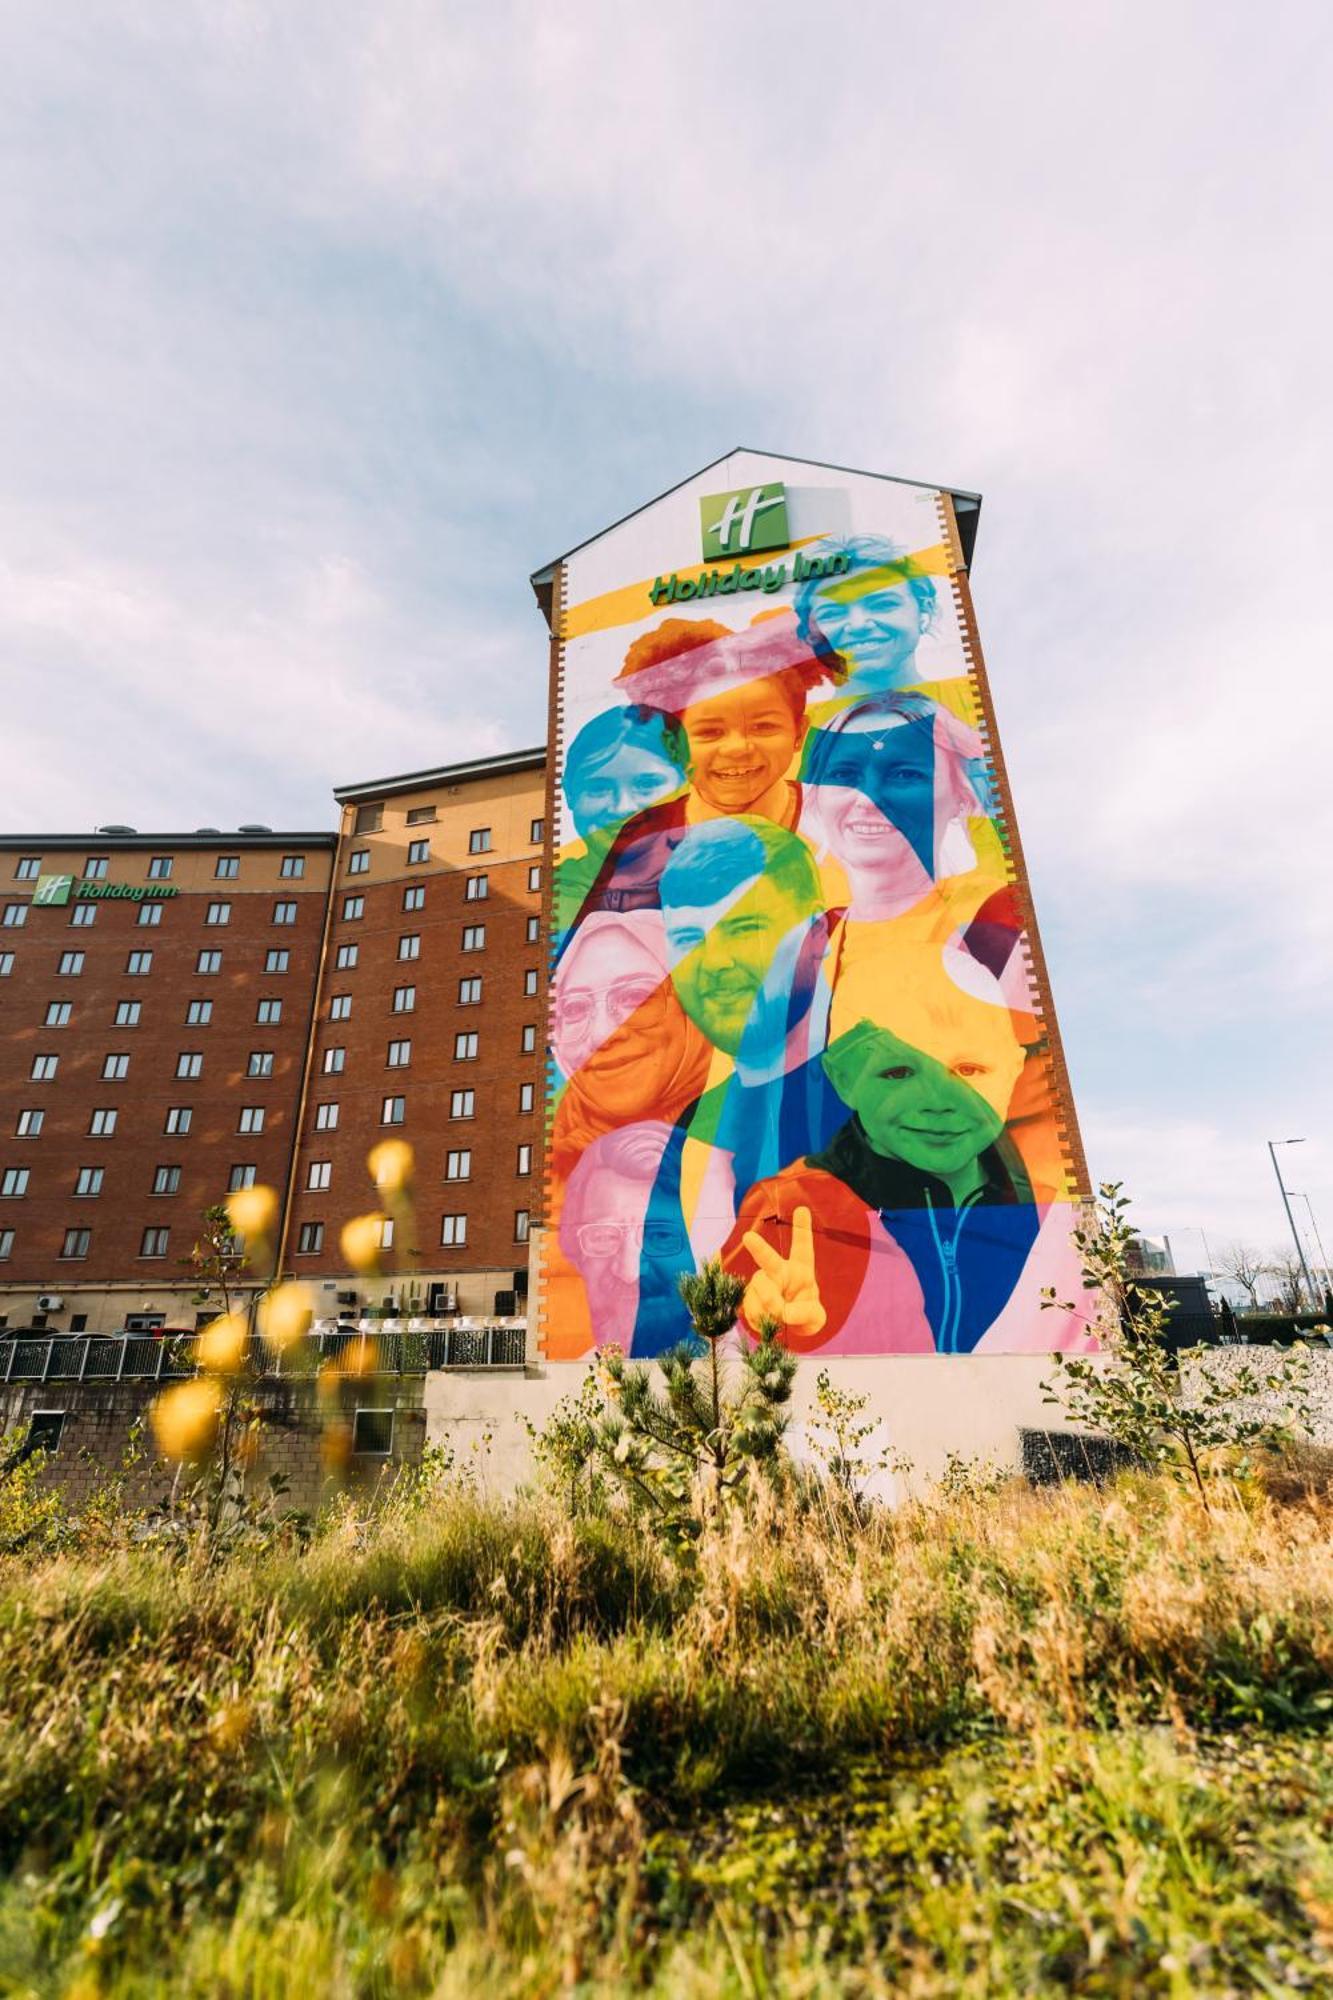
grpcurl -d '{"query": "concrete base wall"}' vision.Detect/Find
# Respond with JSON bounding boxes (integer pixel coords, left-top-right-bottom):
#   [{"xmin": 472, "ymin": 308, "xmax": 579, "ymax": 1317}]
[{"xmin": 424, "ymin": 1353, "xmax": 1086, "ymax": 1499}]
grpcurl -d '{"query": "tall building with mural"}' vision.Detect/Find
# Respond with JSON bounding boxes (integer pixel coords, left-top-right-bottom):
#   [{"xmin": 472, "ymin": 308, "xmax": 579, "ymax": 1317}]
[{"xmin": 532, "ymin": 449, "xmax": 1096, "ymax": 1363}]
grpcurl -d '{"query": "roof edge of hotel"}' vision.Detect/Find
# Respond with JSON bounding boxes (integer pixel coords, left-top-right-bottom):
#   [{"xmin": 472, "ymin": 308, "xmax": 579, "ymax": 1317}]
[
  {"xmin": 0, "ymin": 831, "xmax": 338, "ymax": 850},
  {"xmin": 528, "ymin": 445, "xmax": 983, "ymax": 598},
  {"xmin": 333, "ymin": 745, "xmax": 548, "ymax": 805}
]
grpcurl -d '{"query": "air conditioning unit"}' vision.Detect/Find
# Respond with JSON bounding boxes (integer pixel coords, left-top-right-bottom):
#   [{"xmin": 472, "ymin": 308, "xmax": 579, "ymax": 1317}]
[
  {"xmin": 38, "ymin": 1294, "xmax": 64, "ymax": 1312},
  {"xmin": 336, "ymin": 1290, "xmax": 359, "ymax": 1306}
]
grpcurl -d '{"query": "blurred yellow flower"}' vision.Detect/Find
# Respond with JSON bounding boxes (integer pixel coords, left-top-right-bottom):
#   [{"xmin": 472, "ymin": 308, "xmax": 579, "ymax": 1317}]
[
  {"xmin": 151, "ymin": 1377, "xmax": 223, "ymax": 1462},
  {"xmin": 322, "ymin": 1419, "xmax": 353, "ymax": 1473},
  {"xmin": 259, "ymin": 1280, "xmax": 314, "ymax": 1352},
  {"xmin": 340, "ymin": 1212, "xmax": 385, "ymax": 1275},
  {"xmin": 368, "ymin": 1139, "xmax": 414, "ymax": 1194},
  {"xmin": 340, "ymin": 1335, "xmax": 379, "ymax": 1378},
  {"xmin": 196, "ymin": 1312, "xmax": 249, "ymax": 1374},
  {"xmin": 226, "ymin": 1184, "xmax": 278, "ymax": 1242}
]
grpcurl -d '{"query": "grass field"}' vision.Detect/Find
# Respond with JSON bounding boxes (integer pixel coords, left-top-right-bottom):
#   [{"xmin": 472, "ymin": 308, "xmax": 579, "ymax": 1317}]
[{"xmin": 1, "ymin": 1460, "xmax": 1330, "ymax": 1996}]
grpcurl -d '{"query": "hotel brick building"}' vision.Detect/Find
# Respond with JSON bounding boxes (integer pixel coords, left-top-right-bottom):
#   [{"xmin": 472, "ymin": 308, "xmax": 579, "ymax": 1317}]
[{"xmin": 0, "ymin": 747, "xmax": 547, "ymax": 1334}]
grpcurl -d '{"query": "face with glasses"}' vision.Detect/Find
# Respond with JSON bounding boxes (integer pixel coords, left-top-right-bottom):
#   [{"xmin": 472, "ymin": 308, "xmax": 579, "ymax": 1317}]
[
  {"xmin": 569, "ymin": 1164, "xmax": 688, "ymax": 1344},
  {"xmin": 552, "ymin": 923, "xmax": 668, "ymax": 1078}
]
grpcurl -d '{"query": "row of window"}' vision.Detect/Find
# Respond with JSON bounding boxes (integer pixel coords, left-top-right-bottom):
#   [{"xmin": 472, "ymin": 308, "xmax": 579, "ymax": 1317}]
[
  {"xmin": 29, "ymin": 996, "xmax": 288, "ymax": 1032},
  {"xmin": 295, "ymin": 1211, "xmax": 529, "ymax": 1254},
  {"xmin": 309, "ymin": 1079, "xmax": 536, "ymax": 1132},
  {"xmin": 2, "ymin": 898, "xmax": 304, "ymax": 931},
  {"xmin": 349, "ymin": 809, "xmax": 543, "ymax": 845},
  {"xmin": 11, "ymin": 854, "xmax": 312, "ymax": 883},
  {"xmin": 1, "ymin": 1163, "xmax": 265, "ymax": 1199},
  {"xmin": 27, "ymin": 944, "xmax": 297, "ymax": 978},
  {"xmin": 322, "ymin": 1027, "xmax": 539, "ymax": 1069},
  {"xmin": 0, "ymin": 1225, "xmax": 173, "ymax": 1260},
  {"xmin": 22, "ymin": 1047, "xmax": 282, "ymax": 1086},
  {"xmin": 0, "ymin": 1102, "xmax": 272, "ymax": 1145}
]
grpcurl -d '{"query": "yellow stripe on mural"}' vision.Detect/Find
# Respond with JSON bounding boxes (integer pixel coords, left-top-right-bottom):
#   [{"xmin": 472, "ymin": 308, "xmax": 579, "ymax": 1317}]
[{"xmin": 559, "ymin": 541, "xmax": 956, "ymax": 641}]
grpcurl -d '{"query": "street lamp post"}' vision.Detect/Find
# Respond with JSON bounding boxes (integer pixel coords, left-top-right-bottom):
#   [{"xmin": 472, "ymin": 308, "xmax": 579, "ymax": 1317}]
[
  {"xmin": 1267, "ymin": 1139, "xmax": 1317, "ymax": 1310},
  {"xmin": 1293, "ymin": 1192, "xmax": 1331, "ymax": 1299}
]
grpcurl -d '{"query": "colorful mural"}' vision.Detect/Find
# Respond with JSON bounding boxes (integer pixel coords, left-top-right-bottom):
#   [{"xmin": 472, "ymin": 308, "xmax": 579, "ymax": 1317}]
[{"xmin": 543, "ymin": 456, "xmax": 1097, "ymax": 1358}]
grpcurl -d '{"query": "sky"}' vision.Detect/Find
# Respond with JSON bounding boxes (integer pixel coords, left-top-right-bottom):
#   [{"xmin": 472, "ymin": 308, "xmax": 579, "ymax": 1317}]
[{"xmin": 2, "ymin": 1, "xmax": 1330, "ymax": 1268}]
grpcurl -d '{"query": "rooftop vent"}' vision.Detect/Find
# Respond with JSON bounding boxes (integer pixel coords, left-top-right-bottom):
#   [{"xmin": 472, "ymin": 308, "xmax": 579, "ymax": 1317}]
[
  {"xmin": 237, "ymin": 824, "xmax": 272, "ymax": 834},
  {"xmin": 194, "ymin": 826, "xmax": 222, "ymax": 835},
  {"xmin": 95, "ymin": 824, "xmax": 137, "ymax": 835}
]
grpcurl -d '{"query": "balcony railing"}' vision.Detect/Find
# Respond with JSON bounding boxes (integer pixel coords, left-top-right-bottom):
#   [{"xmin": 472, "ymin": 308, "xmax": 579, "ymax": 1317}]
[{"xmin": 1, "ymin": 1324, "xmax": 527, "ymax": 1386}]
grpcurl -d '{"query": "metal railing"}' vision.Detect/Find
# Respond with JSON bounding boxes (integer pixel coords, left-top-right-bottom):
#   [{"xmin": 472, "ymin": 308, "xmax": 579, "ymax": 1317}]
[{"xmin": 1, "ymin": 1324, "xmax": 528, "ymax": 1386}]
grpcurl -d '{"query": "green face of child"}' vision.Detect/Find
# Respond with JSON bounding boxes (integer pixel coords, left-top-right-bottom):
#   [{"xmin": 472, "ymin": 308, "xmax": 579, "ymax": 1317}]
[{"xmin": 825, "ymin": 1020, "xmax": 1018, "ymax": 1182}]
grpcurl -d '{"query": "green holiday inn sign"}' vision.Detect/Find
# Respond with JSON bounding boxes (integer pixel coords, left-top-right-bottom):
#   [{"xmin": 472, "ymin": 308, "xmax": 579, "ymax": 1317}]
[
  {"xmin": 649, "ymin": 483, "xmax": 850, "ymax": 607},
  {"xmin": 33, "ymin": 874, "xmax": 178, "ymax": 906}
]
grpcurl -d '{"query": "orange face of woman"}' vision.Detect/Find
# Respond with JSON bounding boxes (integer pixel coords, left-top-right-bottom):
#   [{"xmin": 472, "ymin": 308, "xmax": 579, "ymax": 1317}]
[{"xmin": 679, "ymin": 675, "xmax": 805, "ymax": 814}]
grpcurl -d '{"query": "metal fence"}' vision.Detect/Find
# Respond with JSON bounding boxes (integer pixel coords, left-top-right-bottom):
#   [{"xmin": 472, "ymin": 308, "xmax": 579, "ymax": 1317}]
[{"xmin": 1, "ymin": 1323, "xmax": 527, "ymax": 1386}]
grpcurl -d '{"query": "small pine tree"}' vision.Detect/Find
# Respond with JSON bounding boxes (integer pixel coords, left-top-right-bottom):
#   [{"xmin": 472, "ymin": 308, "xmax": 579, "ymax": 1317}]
[{"xmin": 593, "ymin": 1259, "xmax": 796, "ymax": 1543}]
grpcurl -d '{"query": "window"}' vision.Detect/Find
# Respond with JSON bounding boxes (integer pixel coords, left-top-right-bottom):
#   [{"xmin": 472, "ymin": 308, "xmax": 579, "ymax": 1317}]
[
  {"xmin": 76, "ymin": 1167, "xmax": 105, "ymax": 1197},
  {"xmin": 387, "ymin": 1039, "xmax": 412, "ymax": 1068},
  {"xmin": 2, "ymin": 1169, "xmax": 30, "ymax": 1197},
  {"xmin": 257, "ymin": 998, "xmax": 282, "ymax": 1025},
  {"xmin": 314, "ymin": 1102, "xmax": 339, "ymax": 1131},
  {"xmin": 61, "ymin": 1228, "xmax": 91, "ymax": 1260},
  {"xmin": 406, "ymin": 804, "xmax": 436, "ymax": 826},
  {"xmin": 445, "ymin": 1150, "xmax": 472, "ymax": 1181},
  {"xmin": 102, "ymin": 1054, "xmax": 130, "ymax": 1080},
  {"xmin": 520, "ymin": 1025, "xmax": 536, "ymax": 1053},
  {"xmin": 216, "ymin": 855, "xmax": 239, "ymax": 879},
  {"xmin": 407, "ymin": 838, "xmax": 430, "ymax": 866},
  {"xmin": 379, "ymin": 1218, "xmax": 395, "ymax": 1250},
  {"xmin": 185, "ymin": 999, "xmax": 212, "ymax": 1025},
  {"xmin": 140, "ymin": 1226, "xmax": 170, "ymax": 1258},
  {"xmin": 196, "ymin": 949, "xmax": 221, "ymax": 975},
  {"xmin": 265, "ymin": 948, "xmax": 290, "ymax": 974},
  {"xmin": 297, "ymin": 1222, "xmax": 324, "ymax": 1254},
  {"xmin": 330, "ymin": 994, "xmax": 352, "ymax": 1021},
  {"xmin": 323, "ymin": 1047, "xmax": 345, "ymax": 1074},
  {"xmin": 398, "ymin": 934, "xmax": 420, "ymax": 961},
  {"xmin": 348, "ymin": 849, "xmax": 370, "ymax": 876},
  {"xmin": 0, "ymin": 952, "xmax": 13, "ymax": 975},
  {"xmin": 342, "ymin": 894, "xmax": 364, "ymax": 921},
  {"xmin": 238, "ymin": 1107, "xmax": 265, "ymax": 1134},
  {"xmin": 465, "ymin": 874, "xmax": 488, "ymax": 901},
  {"xmin": 458, "ymin": 976, "xmax": 481, "ymax": 1005},
  {"xmin": 89, "ymin": 1109, "xmax": 117, "ymax": 1136},
  {"xmin": 450, "ymin": 1089, "xmax": 474, "ymax": 1118},
  {"xmin": 352, "ymin": 1409, "xmax": 394, "ymax": 1456},
  {"xmin": 273, "ymin": 901, "xmax": 297, "ymax": 925},
  {"xmin": 127, "ymin": 950, "xmax": 153, "ymax": 976},
  {"xmin": 527, "ymin": 865, "xmax": 541, "ymax": 893},
  {"xmin": 16, "ymin": 1110, "xmax": 44, "ymax": 1137},
  {"xmin": 530, "ymin": 817, "xmax": 545, "ymax": 845},
  {"xmin": 523, "ymin": 968, "xmax": 539, "ymax": 996},
  {"xmin": 353, "ymin": 804, "xmax": 382, "ymax": 834},
  {"xmin": 381, "ymin": 1096, "xmax": 405, "ymax": 1125},
  {"xmin": 116, "ymin": 1000, "xmax": 142, "ymax": 1026},
  {"xmin": 71, "ymin": 902, "xmax": 97, "ymax": 927},
  {"xmin": 147, "ymin": 856, "xmax": 173, "ymax": 880},
  {"xmin": 0, "ymin": 1227, "xmax": 13, "ymax": 1261},
  {"xmin": 176, "ymin": 1052, "xmax": 203, "ymax": 1079},
  {"xmin": 462, "ymin": 924, "xmax": 485, "ymax": 951},
  {"xmin": 517, "ymin": 1144, "xmax": 532, "ymax": 1176},
  {"xmin": 137, "ymin": 903, "xmax": 162, "ymax": 927},
  {"xmin": 392, "ymin": 985, "xmax": 415, "ymax": 1014},
  {"xmin": 514, "ymin": 1210, "xmax": 530, "ymax": 1243},
  {"xmin": 467, "ymin": 827, "xmax": 492, "ymax": 856},
  {"xmin": 2, "ymin": 904, "xmax": 27, "ymax": 928},
  {"xmin": 31, "ymin": 1054, "xmax": 58, "ymax": 1080},
  {"xmin": 84, "ymin": 856, "xmax": 108, "ymax": 879},
  {"xmin": 440, "ymin": 1214, "xmax": 467, "ymax": 1247},
  {"xmin": 15, "ymin": 856, "xmax": 41, "ymax": 880},
  {"xmin": 454, "ymin": 1032, "xmax": 478, "ymax": 1061},
  {"xmin": 526, "ymin": 915, "xmax": 540, "ymax": 944},
  {"xmin": 306, "ymin": 1161, "xmax": 331, "ymax": 1192},
  {"xmin": 280, "ymin": 854, "xmax": 305, "ymax": 879},
  {"xmin": 45, "ymin": 1001, "xmax": 72, "ymax": 1027},
  {"xmin": 247, "ymin": 1052, "xmax": 275, "ymax": 1078},
  {"xmin": 58, "ymin": 950, "xmax": 84, "ymax": 975},
  {"xmin": 402, "ymin": 884, "xmax": 425, "ymax": 912},
  {"xmin": 206, "ymin": 901, "xmax": 231, "ymax": 926},
  {"xmin": 164, "ymin": 1108, "xmax": 192, "ymax": 1135},
  {"xmin": 519, "ymin": 1082, "xmax": 534, "ymax": 1113},
  {"xmin": 152, "ymin": 1166, "xmax": 181, "ymax": 1196},
  {"xmin": 228, "ymin": 1164, "xmax": 257, "ymax": 1191}
]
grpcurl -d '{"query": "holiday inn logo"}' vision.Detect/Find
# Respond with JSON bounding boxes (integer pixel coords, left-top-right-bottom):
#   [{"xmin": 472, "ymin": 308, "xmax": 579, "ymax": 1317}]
[
  {"xmin": 699, "ymin": 483, "xmax": 790, "ymax": 562},
  {"xmin": 31, "ymin": 873, "xmax": 177, "ymax": 906},
  {"xmin": 33, "ymin": 874, "xmax": 74, "ymax": 906}
]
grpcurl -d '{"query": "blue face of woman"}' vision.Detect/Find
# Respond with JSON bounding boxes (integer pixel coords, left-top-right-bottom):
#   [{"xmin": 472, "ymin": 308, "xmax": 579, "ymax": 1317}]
[
  {"xmin": 567, "ymin": 742, "xmax": 682, "ymax": 840},
  {"xmin": 804, "ymin": 721, "xmax": 938, "ymax": 877},
  {"xmin": 810, "ymin": 576, "xmax": 924, "ymax": 687}
]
